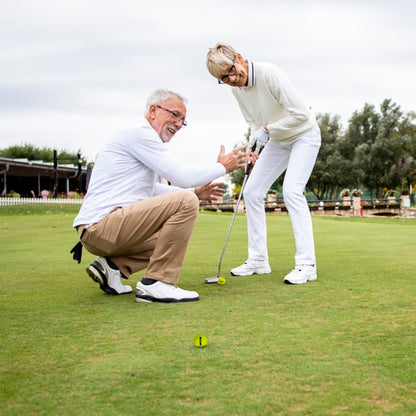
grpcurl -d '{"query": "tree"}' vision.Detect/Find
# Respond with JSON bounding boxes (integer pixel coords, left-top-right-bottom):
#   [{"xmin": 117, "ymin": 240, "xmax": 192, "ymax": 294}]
[
  {"xmin": 226, "ymin": 99, "xmax": 416, "ymax": 201},
  {"xmin": 227, "ymin": 129, "xmax": 250, "ymax": 198},
  {"xmin": 308, "ymin": 113, "xmax": 350, "ymax": 199},
  {"xmin": 396, "ymin": 111, "xmax": 416, "ymax": 199},
  {"xmin": 351, "ymin": 100, "xmax": 415, "ymax": 197},
  {"xmin": 0, "ymin": 142, "xmax": 87, "ymax": 165}
]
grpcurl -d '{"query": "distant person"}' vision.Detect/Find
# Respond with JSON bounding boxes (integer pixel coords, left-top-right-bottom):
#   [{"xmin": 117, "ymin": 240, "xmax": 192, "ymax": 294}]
[
  {"xmin": 71, "ymin": 88, "xmax": 245, "ymax": 302},
  {"xmin": 206, "ymin": 43, "xmax": 321, "ymax": 284}
]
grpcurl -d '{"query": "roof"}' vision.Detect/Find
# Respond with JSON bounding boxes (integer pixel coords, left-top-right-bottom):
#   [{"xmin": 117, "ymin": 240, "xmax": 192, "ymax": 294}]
[{"xmin": 0, "ymin": 157, "xmax": 88, "ymax": 178}]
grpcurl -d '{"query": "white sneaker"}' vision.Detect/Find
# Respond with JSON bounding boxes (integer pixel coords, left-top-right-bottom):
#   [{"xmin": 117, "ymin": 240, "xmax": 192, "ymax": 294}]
[
  {"xmin": 284, "ymin": 265, "xmax": 317, "ymax": 285},
  {"xmin": 135, "ymin": 281, "xmax": 199, "ymax": 303},
  {"xmin": 230, "ymin": 259, "xmax": 271, "ymax": 276},
  {"xmin": 86, "ymin": 257, "xmax": 133, "ymax": 295}
]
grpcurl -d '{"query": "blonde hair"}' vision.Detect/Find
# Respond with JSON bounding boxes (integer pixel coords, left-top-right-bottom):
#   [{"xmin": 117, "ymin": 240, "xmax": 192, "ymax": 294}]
[{"xmin": 206, "ymin": 43, "xmax": 238, "ymax": 79}]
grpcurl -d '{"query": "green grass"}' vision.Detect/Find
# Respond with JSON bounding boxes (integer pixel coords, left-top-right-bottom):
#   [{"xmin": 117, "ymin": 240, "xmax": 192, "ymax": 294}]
[
  {"xmin": 1, "ymin": 207, "xmax": 415, "ymax": 415},
  {"xmin": 0, "ymin": 203, "xmax": 82, "ymax": 216}
]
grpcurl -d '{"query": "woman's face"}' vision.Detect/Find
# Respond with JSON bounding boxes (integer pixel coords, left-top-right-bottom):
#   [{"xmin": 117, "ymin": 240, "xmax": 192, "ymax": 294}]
[{"xmin": 218, "ymin": 54, "xmax": 248, "ymax": 87}]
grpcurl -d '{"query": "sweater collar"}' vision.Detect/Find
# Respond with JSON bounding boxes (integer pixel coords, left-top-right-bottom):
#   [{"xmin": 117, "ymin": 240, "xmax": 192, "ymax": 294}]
[{"xmin": 246, "ymin": 60, "xmax": 255, "ymax": 87}]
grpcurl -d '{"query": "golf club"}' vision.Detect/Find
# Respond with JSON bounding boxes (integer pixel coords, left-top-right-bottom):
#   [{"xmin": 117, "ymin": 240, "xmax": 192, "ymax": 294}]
[{"xmin": 205, "ymin": 140, "xmax": 263, "ymax": 284}]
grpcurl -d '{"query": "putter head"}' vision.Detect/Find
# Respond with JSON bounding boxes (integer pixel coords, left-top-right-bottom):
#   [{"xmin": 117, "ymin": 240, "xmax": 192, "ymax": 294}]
[{"xmin": 205, "ymin": 277, "xmax": 220, "ymax": 284}]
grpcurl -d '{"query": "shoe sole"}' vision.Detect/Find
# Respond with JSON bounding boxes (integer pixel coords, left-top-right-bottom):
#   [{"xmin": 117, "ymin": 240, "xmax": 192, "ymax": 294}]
[
  {"xmin": 135, "ymin": 294, "xmax": 199, "ymax": 303},
  {"xmin": 86, "ymin": 264, "xmax": 130, "ymax": 295},
  {"xmin": 230, "ymin": 268, "xmax": 271, "ymax": 276},
  {"xmin": 284, "ymin": 276, "xmax": 317, "ymax": 285}
]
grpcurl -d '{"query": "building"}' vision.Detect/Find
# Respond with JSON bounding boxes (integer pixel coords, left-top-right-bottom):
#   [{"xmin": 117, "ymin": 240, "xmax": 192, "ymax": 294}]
[{"xmin": 0, "ymin": 157, "xmax": 89, "ymax": 197}]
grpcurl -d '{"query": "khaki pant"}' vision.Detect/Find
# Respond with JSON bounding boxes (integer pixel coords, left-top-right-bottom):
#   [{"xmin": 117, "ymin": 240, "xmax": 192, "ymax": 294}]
[{"xmin": 77, "ymin": 190, "xmax": 199, "ymax": 284}]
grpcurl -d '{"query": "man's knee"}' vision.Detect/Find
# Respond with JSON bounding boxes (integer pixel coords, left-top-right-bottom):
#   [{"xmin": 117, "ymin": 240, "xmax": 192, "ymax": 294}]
[
  {"xmin": 187, "ymin": 191, "xmax": 200, "ymax": 212},
  {"xmin": 178, "ymin": 190, "xmax": 199, "ymax": 216}
]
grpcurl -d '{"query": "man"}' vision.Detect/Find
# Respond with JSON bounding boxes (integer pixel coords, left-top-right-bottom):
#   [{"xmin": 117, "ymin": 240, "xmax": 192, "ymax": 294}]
[
  {"xmin": 71, "ymin": 88, "xmax": 245, "ymax": 302},
  {"xmin": 206, "ymin": 43, "xmax": 321, "ymax": 285}
]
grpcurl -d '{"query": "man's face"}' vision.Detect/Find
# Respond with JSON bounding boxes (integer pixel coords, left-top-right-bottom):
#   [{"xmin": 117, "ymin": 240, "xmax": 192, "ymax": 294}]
[{"xmin": 147, "ymin": 97, "xmax": 187, "ymax": 143}]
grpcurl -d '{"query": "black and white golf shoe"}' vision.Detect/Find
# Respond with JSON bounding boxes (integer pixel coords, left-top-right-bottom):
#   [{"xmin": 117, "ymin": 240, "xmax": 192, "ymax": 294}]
[{"xmin": 86, "ymin": 257, "xmax": 132, "ymax": 295}]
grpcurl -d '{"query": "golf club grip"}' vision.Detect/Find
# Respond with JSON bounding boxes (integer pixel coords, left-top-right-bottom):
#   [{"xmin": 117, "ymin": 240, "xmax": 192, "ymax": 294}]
[{"xmin": 246, "ymin": 141, "xmax": 257, "ymax": 175}]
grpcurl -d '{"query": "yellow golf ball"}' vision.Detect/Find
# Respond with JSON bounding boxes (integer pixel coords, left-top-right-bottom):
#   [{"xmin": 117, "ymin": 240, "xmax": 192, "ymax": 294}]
[
  {"xmin": 217, "ymin": 277, "xmax": 226, "ymax": 285},
  {"xmin": 193, "ymin": 334, "xmax": 208, "ymax": 348}
]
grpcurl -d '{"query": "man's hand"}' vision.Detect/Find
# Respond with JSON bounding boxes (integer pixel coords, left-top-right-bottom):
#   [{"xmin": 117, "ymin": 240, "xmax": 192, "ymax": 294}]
[
  {"xmin": 217, "ymin": 145, "xmax": 245, "ymax": 173},
  {"xmin": 195, "ymin": 182, "xmax": 225, "ymax": 201}
]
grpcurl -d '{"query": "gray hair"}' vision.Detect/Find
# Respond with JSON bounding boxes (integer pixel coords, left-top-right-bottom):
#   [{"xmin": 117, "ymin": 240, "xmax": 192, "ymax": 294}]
[
  {"xmin": 206, "ymin": 43, "xmax": 238, "ymax": 79},
  {"xmin": 144, "ymin": 89, "xmax": 187, "ymax": 115}
]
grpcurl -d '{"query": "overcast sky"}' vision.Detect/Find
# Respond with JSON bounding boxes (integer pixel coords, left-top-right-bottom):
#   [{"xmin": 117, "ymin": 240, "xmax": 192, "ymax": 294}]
[{"xmin": 0, "ymin": 0, "xmax": 415, "ymax": 167}]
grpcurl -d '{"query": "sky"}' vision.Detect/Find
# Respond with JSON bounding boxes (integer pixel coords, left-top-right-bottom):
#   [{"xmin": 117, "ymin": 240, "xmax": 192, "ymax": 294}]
[{"xmin": 0, "ymin": 0, "xmax": 415, "ymax": 168}]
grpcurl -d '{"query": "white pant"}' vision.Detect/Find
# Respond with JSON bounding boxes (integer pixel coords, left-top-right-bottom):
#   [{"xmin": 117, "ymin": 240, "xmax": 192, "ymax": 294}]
[{"xmin": 243, "ymin": 125, "xmax": 321, "ymax": 265}]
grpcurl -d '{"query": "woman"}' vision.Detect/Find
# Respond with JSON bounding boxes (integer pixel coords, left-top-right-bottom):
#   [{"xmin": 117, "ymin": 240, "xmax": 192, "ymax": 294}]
[{"xmin": 206, "ymin": 43, "xmax": 321, "ymax": 284}]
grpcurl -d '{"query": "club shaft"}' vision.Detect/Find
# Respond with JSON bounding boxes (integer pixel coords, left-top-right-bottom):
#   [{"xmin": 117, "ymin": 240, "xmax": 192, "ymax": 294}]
[
  {"xmin": 216, "ymin": 172, "xmax": 249, "ymax": 277},
  {"xmin": 213, "ymin": 141, "xmax": 259, "ymax": 280}
]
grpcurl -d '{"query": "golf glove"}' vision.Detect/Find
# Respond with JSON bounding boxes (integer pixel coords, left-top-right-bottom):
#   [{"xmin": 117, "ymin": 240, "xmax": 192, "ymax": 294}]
[{"xmin": 250, "ymin": 127, "xmax": 269, "ymax": 151}]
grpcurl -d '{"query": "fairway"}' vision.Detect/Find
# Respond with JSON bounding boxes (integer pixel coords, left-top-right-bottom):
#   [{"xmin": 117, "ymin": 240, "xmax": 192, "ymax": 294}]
[{"xmin": 1, "ymin": 208, "xmax": 415, "ymax": 415}]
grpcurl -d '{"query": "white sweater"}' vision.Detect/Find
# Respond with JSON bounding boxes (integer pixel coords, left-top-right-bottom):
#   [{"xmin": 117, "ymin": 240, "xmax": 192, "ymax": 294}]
[
  {"xmin": 232, "ymin": 61, "xmax": 316, "ymax": 143},
  {"xmin": 73, "ymin": 119, "xmax": 225, "ymax": 227}
]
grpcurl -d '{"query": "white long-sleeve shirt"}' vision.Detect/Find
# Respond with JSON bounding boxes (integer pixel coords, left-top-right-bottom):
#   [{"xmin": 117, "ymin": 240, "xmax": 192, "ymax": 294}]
[
  {"xmin": 232, "ymin": 61, "xmax": 316, "ymax": 143},
  {"xmin": 73, "ymin": 119, "xmax": 225, "ymax": 227}
]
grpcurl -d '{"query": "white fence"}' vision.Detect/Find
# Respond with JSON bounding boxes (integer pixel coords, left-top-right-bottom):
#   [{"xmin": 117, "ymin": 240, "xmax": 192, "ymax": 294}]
[{"xmin": 0, "ymin": 197, "xmax": 83, "ymax": 206}]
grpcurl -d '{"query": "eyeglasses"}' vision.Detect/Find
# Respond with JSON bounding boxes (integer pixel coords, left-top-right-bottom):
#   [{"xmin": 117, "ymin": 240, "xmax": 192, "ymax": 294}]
[
  {"xmin": 156, "ymin": 105, "xmax": 187, "ymax": 127},
  {"xmin": 218, "ymin": 56, "xmax": 237, "ymax": 84}
]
